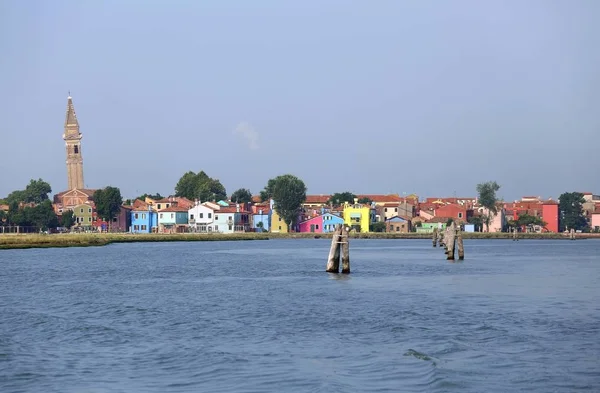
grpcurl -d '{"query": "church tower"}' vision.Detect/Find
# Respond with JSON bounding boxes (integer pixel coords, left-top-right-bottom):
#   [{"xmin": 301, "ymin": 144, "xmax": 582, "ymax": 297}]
[{"xmin": 63, "ymin": 94, "xmax": 85, "ymax": 190}]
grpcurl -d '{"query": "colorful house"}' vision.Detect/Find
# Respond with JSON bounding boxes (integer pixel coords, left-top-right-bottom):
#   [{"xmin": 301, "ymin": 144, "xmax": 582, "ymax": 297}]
[
  {"xmin": 385, "ymin": 216, "xmax": 411, "ymax": 233},
  {"xmin": 419, "ymin": 217, "xmax": 448, "ymax": 233},
  {"xmin": 72, "ymin": 203, "xmax": 94, "ymax": 228},
  {"xmin": 322, "ymin": 213, "xmax": 344, "ymax": 233},
  {"xmin": 251, "ymin": 204, "xmax": 271, "ymax": 232},
  {"xmin": 541, "ymin": 201, "xmax": 559, "ymax": 233},
  {"xmin": 92, "ymin": 206, "xmax": 131, "ymax": 232},
  {"xmin": 131, "ymin": 207, "xmax": 158, "ymax": 233},
  {"xmin": 188, "ymin": 202, "xmax": 216, "ymax": 232},
  {"xmin": 213, "ymin": 207, "xmax": 235, "ymax": 233},
  {"xmin": 158, "ymin": 206, "xmax": 189, "ymax": 233},
  {"xmin": 298, "ymin": 215, "xmax": 324, "ymax": 233},
  {"xmin": 270, "ymin": 199, "xmax": 289, "ymax": 233},
  {"xmin": 343, "ymin": 200, "xmax": 370, "ymax": 233}
]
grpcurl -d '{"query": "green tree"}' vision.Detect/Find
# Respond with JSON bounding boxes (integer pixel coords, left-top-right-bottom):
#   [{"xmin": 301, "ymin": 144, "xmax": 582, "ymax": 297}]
[
  {"xmin": 137, "ymin": 193, "xmax": 164, "ymax": 201},
  {"xmin": 264, "ymin": 174, "xmax": 307, "ymax": 230},
  {"xmin": 446, "ymin": 217, "xmax": 454, "ymax": 227},
  {"xmin": 230, "ymin": 188, "xmax": 252, "ymax": 204},
  {"xmin": 370, "ymin": 222, "xmax": 386, "ymax": 232},
  {"xmin": 93, "ymin": 186, "xmax": 123, "ymax": 230},
  {"xmin": 558, "ymin": 192, "xmax": 587, "ymax": 231},
  {"xmin": 23, "ymin": 179, "xmax": 52, "ymax": 204},
  {"xmin": 259, "ymin": 178, "xmax": 277, "ymax": 202},
  {"xmin": 328, "ymin": 192, "xmax": 357, "ymax": 206},
  {"xmin": 358, "ymin": 197, "xmax": 373, "ymax": 205},
  {"xmin": 467, "ymin": 215, "xmax": 483, "ymax": 232},
  {"xmin": 516, "ymin": 213, "xmax": 546, "ymax": 229},
  {"xmin": 175, "ymin": 171, "xmax": 227, "ymax": 202},
  {"xmin": 29, "ymin": 200, "xmax": 59, "ymax": 230},
  {"xmin": 0, "ymin": 210, "xmax": 6, "ymax": 226},
  {"xmin": 476, "ymin": 181, "xmax": 501, "ymax": 232},
  {"xmin": 61, "ymin": 209, "xmax": 76, "ymax": 229}
]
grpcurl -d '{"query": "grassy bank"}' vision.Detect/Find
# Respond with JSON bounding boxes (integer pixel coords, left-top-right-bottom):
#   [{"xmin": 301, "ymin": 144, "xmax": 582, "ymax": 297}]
[{"xmin": 1, "ymin": 230, "xmax": 596, "ymax": 250}]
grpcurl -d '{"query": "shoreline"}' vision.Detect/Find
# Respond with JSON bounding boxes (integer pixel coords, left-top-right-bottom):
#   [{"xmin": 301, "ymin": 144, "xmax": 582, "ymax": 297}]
[{"xmin": 1, "ymin": 231, "xmax": 598, "ymax": 250}]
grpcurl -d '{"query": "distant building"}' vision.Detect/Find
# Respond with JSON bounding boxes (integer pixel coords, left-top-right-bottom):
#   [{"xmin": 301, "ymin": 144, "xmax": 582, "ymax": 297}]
[{"xmin": 63, "ymin": 95, "xmax": 85, "ymax": 190}]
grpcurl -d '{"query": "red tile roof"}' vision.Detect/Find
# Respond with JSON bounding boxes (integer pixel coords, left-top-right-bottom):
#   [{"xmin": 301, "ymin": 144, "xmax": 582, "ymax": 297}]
[
  {"xmin": 304, "ymin": 195, "xmax": 331, "ymax": 204},
  {"xmin": 358, "ymin": 194, "xmax": 403, "ymax": 203},
  {"xmin": 159, "ymin": 206, "xmax": 189, "ymax": 213}
]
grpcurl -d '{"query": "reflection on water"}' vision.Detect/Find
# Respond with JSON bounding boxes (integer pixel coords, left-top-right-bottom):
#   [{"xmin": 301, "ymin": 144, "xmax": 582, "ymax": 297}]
[{"xmin": 1, "ymin": 239, "xmax": 599, "ymax": 392}]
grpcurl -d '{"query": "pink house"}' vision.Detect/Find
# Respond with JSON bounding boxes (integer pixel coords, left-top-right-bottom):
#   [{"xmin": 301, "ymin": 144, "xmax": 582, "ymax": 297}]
[
  {"xmin": 592, "ymin": 212, "xmax": 600, "ymax": 232},
  {"xmin": 298, "ymin": 215, "xmax": 324, "ymax": 233},
  {"xmin": 480, "ymin": 207, "xmax": 506, "ymax": 232}
]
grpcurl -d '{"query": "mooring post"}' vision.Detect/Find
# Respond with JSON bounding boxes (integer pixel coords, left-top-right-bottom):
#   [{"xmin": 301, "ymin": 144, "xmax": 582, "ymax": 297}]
[
  {"xmin": 432, "ymin": 227, "xmax": 438, "ymax": 247},
  {"xmin": 447, "ymin": 222, "xmax": 456, "ymax": 260},
  {"xmin": 570, "ymin": 228, "xmax": 575, "ymax": 240},
  {"xmin": 341, "ymin": 225, "xmax": 350, "ymax": 274},
  {"xmin": 326, "ymin": 224, "xmax": 342, "ymax": 272},
  {"xmin": 457, "ymin": 227, "xmax": 464, "ymax": 260}
]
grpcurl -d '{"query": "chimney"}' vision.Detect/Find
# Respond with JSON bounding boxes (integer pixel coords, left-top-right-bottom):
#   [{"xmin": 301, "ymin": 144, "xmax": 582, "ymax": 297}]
[{"xmin": 236, "ymin": 203, "xmax": 240, "ymax": 213}]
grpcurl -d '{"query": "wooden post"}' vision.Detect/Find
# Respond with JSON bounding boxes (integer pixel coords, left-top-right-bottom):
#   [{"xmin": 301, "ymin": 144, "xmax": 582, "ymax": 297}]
[
  {"xmin": 326, "ymin": 224, "xmax": 342, "ymax": 272},
  {"xmin": 439, "ymin": 229, "xmax": 445, "ymax": 248},
  {"xmin": 341, "ymin": 225, "xmax": 350, "ymax": 274},
  {"xmin": 512, "ymin": 227, "xmax": 517, "ymax": 241},
  {"xmin": 457, "ymin": 228, "xmax": 464, "ymax": 260},
  {"xmin": 432, "ymin": 227, "xmax": 438, "ymax": 247},
  {"xmin": 570, "ymin": 228, "xmax": 575, "ymax": 240},
  {"xmin": 446, "ymin": 222, "xmax": 456, "ymax": 260}
]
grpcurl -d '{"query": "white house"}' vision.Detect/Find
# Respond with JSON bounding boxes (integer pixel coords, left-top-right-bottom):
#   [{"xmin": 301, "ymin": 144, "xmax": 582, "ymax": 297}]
[
  {"xmin": 188, "ymin": 202, "xmax": 216, "ymax": 232},
  {"xmin": 213, "ymin": 206, "xmax": 236, "ymax": 234}
]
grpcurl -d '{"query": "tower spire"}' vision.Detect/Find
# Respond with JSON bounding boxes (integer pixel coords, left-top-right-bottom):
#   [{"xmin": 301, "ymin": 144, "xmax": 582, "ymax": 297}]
[{"xmin": 65, "ymin": 94, "xmax": 79, "ymax": 127}]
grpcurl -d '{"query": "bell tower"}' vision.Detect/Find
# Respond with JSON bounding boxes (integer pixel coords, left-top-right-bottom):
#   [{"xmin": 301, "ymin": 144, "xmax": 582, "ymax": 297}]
[{"xmin": 63, "ymin": 94, "xmax": 85, "ymax": 190}]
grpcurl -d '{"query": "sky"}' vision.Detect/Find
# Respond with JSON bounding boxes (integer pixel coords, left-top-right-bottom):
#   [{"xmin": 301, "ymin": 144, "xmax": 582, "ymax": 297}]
[{"xmin": 1, "ymin": 0, "xmax": 598, "ymax": 202}]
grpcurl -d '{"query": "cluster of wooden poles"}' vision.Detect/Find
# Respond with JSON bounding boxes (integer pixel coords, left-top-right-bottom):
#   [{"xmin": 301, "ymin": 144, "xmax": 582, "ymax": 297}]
[
  {"xmin": 432, "ymin": 221, "xmax": 464, "ymax": 260},
  {"xmin": 326, "ymin": 224, "xmax": 351, "ymax": 273}
]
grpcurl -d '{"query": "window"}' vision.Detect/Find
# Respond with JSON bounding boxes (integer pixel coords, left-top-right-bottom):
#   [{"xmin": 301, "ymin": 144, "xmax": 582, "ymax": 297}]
[
  {"xmin": 279, "ymin": 217, "xmax": 282, "ymax": 221},
  {"xmin": 395, "ymin": 208, "xmax": 398, "ymax": 212},
  {"xmin": 157, "ymin": 204, "xmax": 162, "ymax": 210},
  {"xmin": 74, "ymin": 145, "xmax": 79, "ymax": 154},
  {"xmin": 458, "ymin": 212, "xmax": 463, "ymax": 219},
  {"xmin": 88, "ymin": 208, "xmax": 92, "ymax": 213},
  {"xmin": 190, "ymin": 214, "xmax": 194, "ymax": 220},
  {"xmin": 113, "ymin": 217, "xmax": 118, "ymax": 222},
  {"xmin": 316, "ymin": 225, "xmax": 319, "ymax": 230},
  {"xmin": 134, "ymin": 213, "xmax": 139, "ymax": 219},
  {"xmin": 208, "ymin": 213, "xmax": 212, "ymax": 219},
  {"xmin": 88, "ymin": 217, "xmax": 92, "ymax": 222},
  {"xmin": 134, "ymin": 225, "xmax": 140, "ymax": 230},
  {"xmin": 142, "ymin": 214, "xmax": 146, "ymax": 219},
  {"xmin": 160, "ymin": 213, "xmax": 163, "ymax": 218},
  {"xmin": 385, "ymin": 208, "xmax": 388, "ymax": 212},
  {"xmin": 200, "ymin": 213, "xmax": 204, "ymax": 218},
  {"xmin": 215, "ymin": 215, "xmax": 219, "ymax": 220},
  {"xmin": 141, "ymin": 225, "xmax": 147, "ymax": 230},
  {"xmin": 215, "ymin": 225, "xmax": 219, "ymax": 231},
  {"xmin": 80, "ymin": 208, "xmax": 84, "ymax": 213},
  {"xmin": 228, "ymin": 225, "xmax": 233, "ymax": 230},
  {"xmin": 279, "ymin": 226, "xmax": 282, "ymax": 230},
  {"xmin": 171, "ymin": 214, "xmax": 174, "ymax": 219}
]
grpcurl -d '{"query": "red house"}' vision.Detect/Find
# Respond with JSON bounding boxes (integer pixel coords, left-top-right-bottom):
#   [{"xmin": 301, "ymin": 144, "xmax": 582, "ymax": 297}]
[
  {"xmin": 434, "ymin": 204, "xmax": 470, "ymax": 222},
  {"xmin": 542, "ymin": 201, "xmax": 559, "ymax": 233}
]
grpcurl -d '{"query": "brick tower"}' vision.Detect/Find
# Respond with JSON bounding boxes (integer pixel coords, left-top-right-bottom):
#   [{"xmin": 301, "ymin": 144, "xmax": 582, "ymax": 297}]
[{"xmin": 63, "ymin": 94, "xmax": 85, "ymax": 190}]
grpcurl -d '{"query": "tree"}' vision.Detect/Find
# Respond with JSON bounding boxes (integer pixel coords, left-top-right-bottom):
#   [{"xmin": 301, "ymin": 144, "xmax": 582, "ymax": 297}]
[
  {"xmin": 264, "ymin": 174, "xmax": 307, "ymax": 230},
  {"xmin": 358, "ymin": 197, "xmax": 373, "ymax": 205},
  {"xmin": 4, "ymin": 179, "xmax": 52, "ymax": 205},
  {"xmin": 467, "ymin": 215, "xmax": 483, "ymax": 232},
  {"xmin": 93, "ymin": 187, "xmax": 123, "ymax": 230},
  {"xmin": 476, "ymin": 181, "xmax": 500, "ymax": 232},
  {"xmin": 137, "ymin": 193, "xmax": 163, "ymax": 201},
  {"xmin": 558, "ymin": 192, "xmax": 588, "ymax": 231},
  {"xmin": 259, "ymin": 178, "xmax": 277, "ymax": 202},
  {"xmin": 230, "ymin": 188, "xmax": 252, "ymax": 204},
  {"xmin": 61, "ymin": 209, "xmax": 76, "ymax": 229},
  {"xmin": 370, "ymin": 222, "xmax": 386, "ymax": 232},
  {"xmin": 29, "ymin": 200, "xmax": 59, "ymax": 230},
  {"xmin": 175, "ymin": 171, "xmax": 227, "ymax": 202},
  {"xmin": 327, "ymin": 192, "xmax": 357, "ymax": 206},
  {"xmin": 446, "ymin": 218, "xmax": 454, "ymax": 227}
]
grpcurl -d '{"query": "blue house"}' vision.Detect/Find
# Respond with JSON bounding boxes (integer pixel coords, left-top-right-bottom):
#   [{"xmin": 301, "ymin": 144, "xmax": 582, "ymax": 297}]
[
  {"xmin": 252, "ymin": 205, "xmax": 271, "ymax": 232},
  {"xmin": 322, "ymin": 213, "xmax": 344, "ymax": 233},
  {"xmin": 130, "ymin": 207, "xmax": 158, "ymax": 233}
]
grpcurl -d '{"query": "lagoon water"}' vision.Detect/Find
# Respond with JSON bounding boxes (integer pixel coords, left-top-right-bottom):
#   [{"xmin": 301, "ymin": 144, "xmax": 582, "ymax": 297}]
[{"xmin": 1, "ymin": 239, "xmax": 599, "ymax": 392}]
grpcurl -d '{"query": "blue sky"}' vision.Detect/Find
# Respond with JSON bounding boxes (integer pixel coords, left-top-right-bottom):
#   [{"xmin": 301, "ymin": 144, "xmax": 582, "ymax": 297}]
[{"xmin": 1, "ymin": 0, "xmax": 598, "ymax": 201}]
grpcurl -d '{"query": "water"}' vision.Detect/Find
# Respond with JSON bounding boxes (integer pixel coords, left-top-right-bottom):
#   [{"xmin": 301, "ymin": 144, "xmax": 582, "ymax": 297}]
[{"xmin": 1, "ymin": 239, "xmax": 599, "ymax": 392}]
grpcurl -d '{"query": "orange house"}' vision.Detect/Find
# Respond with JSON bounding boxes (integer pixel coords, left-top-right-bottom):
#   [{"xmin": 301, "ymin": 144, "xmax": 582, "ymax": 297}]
[{"xmin": 542, "ymin": 201, "xmax": 559, "ymax": 232}]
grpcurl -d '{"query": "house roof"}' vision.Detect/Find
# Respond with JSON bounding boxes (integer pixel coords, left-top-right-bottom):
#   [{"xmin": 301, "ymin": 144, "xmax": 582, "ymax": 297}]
[
  {"xmin": 217, "ymin": 206, "xmax": 249, "ymax": 214},
  {"xmin": 426, "ymin": 216, "xmax": 451, "ymax": 223},
  {"xmin": 357, "ymin": 194, "xmax": 403, "ymax": 203},
  {"xmin": 304, "ymin": 195, "xmax": 331, "ymax": 204},
  {"xmin": 386, "ymin": 215, "xmax": 411, "ymax": 222},
  {"xmin": 160, "ymin": 206, "xmax": 189, "ymax": 213}
]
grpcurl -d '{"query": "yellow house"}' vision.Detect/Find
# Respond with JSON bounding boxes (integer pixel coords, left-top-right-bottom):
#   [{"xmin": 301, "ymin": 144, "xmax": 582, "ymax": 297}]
[
  {"xmin": 343, "ymin": 200, "xmax": 370, "ymax": 233},
  {"xmin": 270, "ymin": 209, "xmax": 288, "ymax": 233}
]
